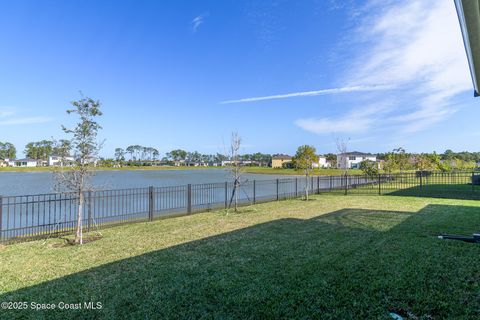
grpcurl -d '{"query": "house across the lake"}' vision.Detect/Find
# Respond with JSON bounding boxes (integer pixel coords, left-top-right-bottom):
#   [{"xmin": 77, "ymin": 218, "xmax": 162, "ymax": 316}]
[
  {"xmin": 313, "ymin": 156, "xmax": 331, "ymax": 168},
  {"xmin": 271, "ymin": 154, "xmax": 292, "ymax": 168},
  {"xmin": 9, "ymin": 158, "xmax": 38, "ymax": 167},
  {"xmin": 48, "ymin": 155, "xmax": 75, "ymax": 166},
  {"xmin": 337, "ymin": 152, "xmax": 377, "ymax": 169}
]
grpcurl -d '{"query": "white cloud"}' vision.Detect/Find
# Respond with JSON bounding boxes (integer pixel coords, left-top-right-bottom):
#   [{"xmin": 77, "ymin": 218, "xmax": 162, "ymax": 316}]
[
  {"xmin": 345, "ymin": 0, "xmax": 470, "ymax": 133},
  {"xmin": 295, "ymin": 103, "xmax": 393, "ymax": 134},
  {"xmin": 296, "ymin": 0, "xmax": 472, "ymax": 137},
  {"xmin": 0, "ymin": 110, "xmax": 15, "ymax": 118},
  {"xmin": 220, "ymin": 85, "xmax": 393, "ymax": 104},
  {"xmin": 191, "ymin": 15, "xmax": 205, "ymax": 33},
  {"xmin": 0, "ymin": 107, "xmax": 52, "ymax": 126},
  {"xmin": 295, "ymin": 116, "xmax": 372, "ymax": 134},
  {"xmin": 0, "ymin": 116, "xmax": 52, "ymax": 126}
]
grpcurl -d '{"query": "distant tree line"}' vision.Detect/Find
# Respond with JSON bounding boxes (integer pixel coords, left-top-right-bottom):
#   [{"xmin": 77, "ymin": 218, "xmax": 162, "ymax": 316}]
[
  {"xmin": 2, "ymin": 139, "xmax": 480, "ymax": 171},
  {"xmin": 367, "ymin": 148, "xmax": 479, "ymax": 175},
  {"xmin": 162, "ymin": 150, "xmax": 272, "ymax": 166},
  {"xmin": 441, "ymin": 150, "xmax": 480, "ymax": 162},
  {"xmin": 114, "ymin": 145, "xmax": 160, "ymax": 163},
  {"xmin": 1, "ymin": 139, "xmax": 71, "ymax": 162},
  {"xmin": 23, "ymin": 139, "xmax": 72, "ymax": 160},
  {"xmin": 97, "ymin": 148, "xmax": 273, "ymax": 167}
]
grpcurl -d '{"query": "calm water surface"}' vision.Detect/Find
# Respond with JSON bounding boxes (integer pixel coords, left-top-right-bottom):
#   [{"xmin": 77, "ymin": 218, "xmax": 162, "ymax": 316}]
[{"xmin": 0, "ymin": 169, "xmax": 296, "ymax": 196}]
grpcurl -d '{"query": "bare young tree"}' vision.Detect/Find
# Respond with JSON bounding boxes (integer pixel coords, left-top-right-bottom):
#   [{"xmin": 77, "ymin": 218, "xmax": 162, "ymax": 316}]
[
  {"xmin": 228, "ymin": 132, "xmax": 243, "ymax": 212},
  {"xmin": 54, "ymin": 95, "xmax": 103, "ymax": 245},
  {"xmin": 336, "ymin": 137, "xmax": 350, "ymax": 174}
]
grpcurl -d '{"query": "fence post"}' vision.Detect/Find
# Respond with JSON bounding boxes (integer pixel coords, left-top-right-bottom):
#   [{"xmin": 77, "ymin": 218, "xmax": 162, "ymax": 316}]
[
  {"xmin": 187, "ymin": 184, "xmax": 192, "ymax": 214},
  {"xmin": 253, "ymin": 180, "xmax": 256, "ymax": 204},
  {"xmin": 295, "ymin": 178, "xmax": 298, "ymax": 197},
  {"xmin": 224, "ymin": 182, "xmax": 228, "ymax": 209},
  {"xmin": 472, "ymin": 172, "xmax": 475, "ymax": 192},
  {"xmin": 87, "ymin": 191, "xmax": 92, "ymax": 231},
  {"xmin": 148, "ymin": 186, "xmax": 154, "ymax": 221},
  {"xmin": 344, "ymin": 174, "xmax": 348, "ymax": 195},
  {"xmin": 330, "ymin": 176, "xmax": 333, "ymax": 191},
  {"xmin": 276, "ymin": 179, "xmax": 279, "ymax": 200},
  {"xmin": 378, "ymin": 174, "xmax": 381, "ymax": 195},
  {"xmin": 317, "ymin": 176, "xmax": 320, "ymax": 194}
]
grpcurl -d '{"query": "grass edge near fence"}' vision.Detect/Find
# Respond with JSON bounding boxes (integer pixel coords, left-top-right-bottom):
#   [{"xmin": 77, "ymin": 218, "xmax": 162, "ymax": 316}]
[{"xmin": 1, "ymin": 171, "xmax": 479, "ymax": 243}]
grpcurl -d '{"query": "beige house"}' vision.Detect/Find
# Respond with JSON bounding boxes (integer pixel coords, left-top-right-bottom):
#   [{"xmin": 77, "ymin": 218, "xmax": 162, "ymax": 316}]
[{"xmin": 271, "ymin": 154, "xmax": 292, "ymax": 168}]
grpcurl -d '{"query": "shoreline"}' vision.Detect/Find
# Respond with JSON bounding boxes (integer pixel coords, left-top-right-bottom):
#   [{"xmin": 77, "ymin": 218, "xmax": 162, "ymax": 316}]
[
  {"xmin": 0, "ymin": 166, "xmax": 223, "ymax": 173},
  {"xmin": 0, "ymin": 166, "xmax": 363, "ymax": 176}
]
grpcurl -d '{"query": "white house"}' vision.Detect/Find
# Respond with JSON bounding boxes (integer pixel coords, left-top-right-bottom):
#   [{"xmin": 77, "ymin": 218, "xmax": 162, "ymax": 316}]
[
  {"xmin": 79, "ymin": 156, "xmax": 98, "ymax": 166},
  {"xmin": 173, "ymin": 159, "xmax": 185, "ymax": 166},
  {"xmin": 313, "ymin": 156, "xmax": 331, "ymax": 168},
  {"xmin": 10, "ymin": 158, "xmax": 38, "ymax": 167},
  {"xmin": 337, "ymin": 152, "xmax": 377, "ymax": 169},
  {"xmin": 48, "ymin": 155, "xmax": 75, "ymax": 166}
]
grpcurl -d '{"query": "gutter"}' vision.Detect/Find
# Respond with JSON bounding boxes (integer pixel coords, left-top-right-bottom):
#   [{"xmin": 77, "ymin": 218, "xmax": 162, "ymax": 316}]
[{"xmin": 455, "ymin": 0, "xmax": 480, "ymax": 96}]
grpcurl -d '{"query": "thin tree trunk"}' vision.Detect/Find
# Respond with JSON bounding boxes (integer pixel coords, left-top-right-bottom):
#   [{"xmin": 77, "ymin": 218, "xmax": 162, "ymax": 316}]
[
  {"xmin": 76, "ymin": 191, "xmax": 83, "ymax": 244},
  {"xmin": 234, "ymin": 178, "xmax": 239, "ymax": 212}
]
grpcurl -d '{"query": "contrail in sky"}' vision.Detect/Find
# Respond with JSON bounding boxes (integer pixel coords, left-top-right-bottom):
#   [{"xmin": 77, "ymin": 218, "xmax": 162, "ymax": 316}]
[{"xmin": 220, "ymin": 85, "xmax": 394, "ymax": 104}]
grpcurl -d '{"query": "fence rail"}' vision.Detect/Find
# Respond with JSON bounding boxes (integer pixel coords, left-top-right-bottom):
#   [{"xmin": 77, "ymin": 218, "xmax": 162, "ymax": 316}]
[{"xmin": 0, "ymin": 171, "xmax": 478, "ymax": 242}]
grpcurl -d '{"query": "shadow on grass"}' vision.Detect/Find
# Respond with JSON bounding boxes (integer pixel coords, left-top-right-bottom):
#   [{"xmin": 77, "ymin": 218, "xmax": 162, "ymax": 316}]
[
  {"xmin": 332, "ymin": 182, "xmax": 480, "ymax": 200},
  {"xmin": 1, "ymin": 205, "xmax": 479, "ymax": 319},
  {"xmin": 384, "ymin": 184, "xmax": 480, "ymax": 200}
]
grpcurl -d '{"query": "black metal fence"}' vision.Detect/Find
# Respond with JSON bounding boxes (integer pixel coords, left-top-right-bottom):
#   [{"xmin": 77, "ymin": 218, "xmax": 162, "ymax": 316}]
[
  {"xmin": 0, "ymin": 171, "xmax": 478, "ymax": 242},
  {"xmin": 334, "ymin": 171, "xmax": 480, "ymax": 199}
]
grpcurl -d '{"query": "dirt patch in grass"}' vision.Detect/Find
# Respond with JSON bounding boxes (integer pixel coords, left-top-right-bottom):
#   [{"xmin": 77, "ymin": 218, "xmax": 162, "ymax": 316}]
[{"xmin": 49, "ymin": 235, "xmax": 103, "ymax": 247}]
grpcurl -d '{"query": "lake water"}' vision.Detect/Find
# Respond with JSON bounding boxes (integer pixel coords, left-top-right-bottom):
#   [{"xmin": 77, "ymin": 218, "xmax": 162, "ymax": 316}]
[
  {"xmin": 0, "ymin": 169, "xmax": 367, "ymax": 240},
  {"xmin": 0, "ymin": 169, "xmax": 297, "ymax": 196}
]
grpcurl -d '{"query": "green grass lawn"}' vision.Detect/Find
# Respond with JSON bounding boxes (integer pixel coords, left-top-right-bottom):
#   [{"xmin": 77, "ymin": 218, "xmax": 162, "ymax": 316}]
[
  {"xmin": 344, "ymin": 173, "xmax": 480, "ymax": 200},
  {"xmin": 1, "ymin": 194, "xmax": 479, "ymax": 319}
]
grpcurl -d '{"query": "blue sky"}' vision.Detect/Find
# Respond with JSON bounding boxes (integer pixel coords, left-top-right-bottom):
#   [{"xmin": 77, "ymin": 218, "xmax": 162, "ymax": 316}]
[{"xmin": 0, "ymin": 0, "xmax": 479, "ymax": 158}]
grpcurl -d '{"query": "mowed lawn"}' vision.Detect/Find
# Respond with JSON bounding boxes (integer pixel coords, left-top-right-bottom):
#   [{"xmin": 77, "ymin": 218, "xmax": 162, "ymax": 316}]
[{"xmin": 1, "ymin": 194, "xmax": 479, "ymax": 319}]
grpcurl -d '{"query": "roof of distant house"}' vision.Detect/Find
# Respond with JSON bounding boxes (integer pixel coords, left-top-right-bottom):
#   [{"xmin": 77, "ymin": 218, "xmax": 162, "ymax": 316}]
[
  {"xmin": 13, "ymin": 158, "xmax": 38, "ymax": 162},
  {"xmin": 338, "ymin": 151, "xmax": 375, "ymax": 157},
  {"xmin": 272, "ymin": 154, "xmax": 292, "ymax": 160}
]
